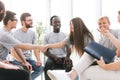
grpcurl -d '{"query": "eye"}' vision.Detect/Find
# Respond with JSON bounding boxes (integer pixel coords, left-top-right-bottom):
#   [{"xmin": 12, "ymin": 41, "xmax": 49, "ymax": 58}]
[
  {"xmin": 11, "ymin": 19, "xmax": 18, "ymax": 21},
  {"xmin": 25, "ymin": 19, "xmax": 33, "ymax": 22}
]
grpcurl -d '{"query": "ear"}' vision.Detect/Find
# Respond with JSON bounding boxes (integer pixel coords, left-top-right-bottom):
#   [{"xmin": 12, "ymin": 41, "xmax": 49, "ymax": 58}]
[
  {"xmin": 21, "ymin": 20, "xmax": 25, "ymax": 25},
  {"xmin": 8, "ymin": 19, "xmax": 12, "ymax": 24},
  {"xmin": 0, "ymin": 10, "xmax": 4, "ymax": 13}
]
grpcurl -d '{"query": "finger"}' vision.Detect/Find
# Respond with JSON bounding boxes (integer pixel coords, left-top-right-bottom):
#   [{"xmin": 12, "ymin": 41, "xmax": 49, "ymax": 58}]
[
  {"xmin": 100, "ymin": 56, "xmax": 103, "ymax": 60},
  {"xmin": 97, "ymin": 29, "xmax": 101, "ymax": 32}
]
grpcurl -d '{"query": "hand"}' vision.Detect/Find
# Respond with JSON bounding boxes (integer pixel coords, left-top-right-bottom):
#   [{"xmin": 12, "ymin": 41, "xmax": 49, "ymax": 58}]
[
  {"xmin": 54, "ymin": 57, "xmax": 62, "ymax": 64},
  {"xmin": 36, "ymin": 61, "xmax": 42, "ymax": 66},
  {"xmin": 64, "ymin": 57, "xmax": 72, "ymax": 67},
  {"xmin": 116, "ymin": 49, "xmax": 120, "ymax": 57},
  {"xmin": 2, "ymin": 60, "xmax": 9, "ymax": 64},
  {"xmin": 40, "ymin": 45, "xmax": 48, "ymax": 53},
  {"xmin": 97, "ymin": 27, "xmax": 111, "ymax": 37},
  {"xmin": 23, "ymin": 62, "xmax": 32, "ymax": 71},
  {"xmin": 97, "ymin": 57, "xmax": 105, "ymax": 67}
]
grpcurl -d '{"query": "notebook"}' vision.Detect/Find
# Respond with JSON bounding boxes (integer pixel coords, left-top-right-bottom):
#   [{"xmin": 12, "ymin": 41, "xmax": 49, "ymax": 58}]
[{"xmin": 84, "ymin": 41, "xmax": 116, "ymax": 64}]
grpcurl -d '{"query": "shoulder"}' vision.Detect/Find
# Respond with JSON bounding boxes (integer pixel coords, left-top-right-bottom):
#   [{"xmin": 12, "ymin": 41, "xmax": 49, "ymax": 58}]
[
  {"xmin": 111, "ymin": 29, "xmax": 120, "ymax": 35},
  {"xmin": 0, "ymin": 28, "xmax": 11, "ymax": 38},
  {"xmin": 13, "ymin": 28, "xmax": 21, "ymax": 34},
  {"xmin": 44, "ymin": 32, "xmax": 53, "ymax": 36},
  {"xmin": 29, "ymin": 29, "xmax": 35, "ymax": 33},
  {"xmin": 59, "ymin": 32, "xmax": 68, "ymax": 36},
  {"xmin": 111, "ymin": 29, "xmax": 120, "ymax": 32},
  {"xmin": 27, "ymin": 29, "xmax": 36, "ymax": 36}
]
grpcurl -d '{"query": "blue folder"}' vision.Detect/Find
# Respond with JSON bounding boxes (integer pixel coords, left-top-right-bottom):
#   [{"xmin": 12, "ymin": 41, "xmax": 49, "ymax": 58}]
[{"xmin": 84, "ymin": 41, "xmax": 116, "ymax": 63}]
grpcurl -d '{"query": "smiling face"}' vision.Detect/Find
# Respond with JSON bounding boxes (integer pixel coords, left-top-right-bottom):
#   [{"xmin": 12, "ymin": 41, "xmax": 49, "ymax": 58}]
[
  {"xmin": 24, "ymin": 16, "xmax": 33, "ymax": 28},
  {"xmin": 98, "ymin": 16, "xmax": 110, "ymax": 30},
  {"xmin": 51, "ymin": 16, "xmax": 61, "ymax": 33}
]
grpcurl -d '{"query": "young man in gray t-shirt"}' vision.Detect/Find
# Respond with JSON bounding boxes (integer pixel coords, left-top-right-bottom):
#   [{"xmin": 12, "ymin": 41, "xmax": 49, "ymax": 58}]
[
  {"xmin": 43, "ymin": 15, "xmax": 73, "ymax": 80},
  {"xmin": 0, "ymin": 10, "xmax": 45, "ymax": 80},
  {"xmin": 11, "ymin": 13, "xmax": 44, "ymax": 80}
]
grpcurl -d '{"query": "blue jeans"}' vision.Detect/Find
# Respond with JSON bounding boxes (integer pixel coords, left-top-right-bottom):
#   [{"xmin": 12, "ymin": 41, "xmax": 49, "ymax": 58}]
[
  {"xmin": 12, "ymin": 59, "xmax": 44, "ymax": 80},
  {"xmin": 26, "ymin": 58, "xmax": 44, "ymax": 80},
  {"xmin": 75, "ymin": 76, "xmax": 79, "ymax": 80}
]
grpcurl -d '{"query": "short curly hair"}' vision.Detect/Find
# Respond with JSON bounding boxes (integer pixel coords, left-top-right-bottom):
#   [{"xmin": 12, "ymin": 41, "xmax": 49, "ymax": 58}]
[{"xmin": 50, "ymin": 15, "xmax": 58, "ymax": 26}]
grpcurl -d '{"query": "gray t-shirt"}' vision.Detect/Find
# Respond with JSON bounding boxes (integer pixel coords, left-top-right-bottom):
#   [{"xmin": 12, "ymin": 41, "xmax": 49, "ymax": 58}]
[
  {"xmin": 43, "ymin": 32, "xmax": 67, "ymax": 57},
  {"xmin": 13, "ymin": 28, "xmax": 36, "ymax": 59},
  {"xmin": 0, "ymin": 27, "xmax": 20, "ymax": 60},
  {"xmin": 99, "ymin": 29, "xmax": 120, "ymax": 51}
]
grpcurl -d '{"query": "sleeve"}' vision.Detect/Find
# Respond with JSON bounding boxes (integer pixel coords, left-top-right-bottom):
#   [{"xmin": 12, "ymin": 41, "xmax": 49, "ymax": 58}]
[
  {"xmin": 64, "ymin": 37, "xmax": 70, "ymax": 46},
  {"xmin": 42, "ymin": 34, "xmax": 48, "ymax": 45},
  {"xmin": 0, "ymin": 33, "xmax": 21, "ymax": 50},
  {"xmin": 116, "ymin": 29, "xmax": 120, "ymax": 40},
  {"xmin": 32, "ymin": 31, "xmax": 37, "ymax": 44}
]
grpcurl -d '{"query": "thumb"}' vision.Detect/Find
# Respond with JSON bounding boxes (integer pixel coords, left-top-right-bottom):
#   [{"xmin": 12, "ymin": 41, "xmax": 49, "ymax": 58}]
[{"xmin": 100, "ymin": 56, "xmax": 103, "ymax": 60}]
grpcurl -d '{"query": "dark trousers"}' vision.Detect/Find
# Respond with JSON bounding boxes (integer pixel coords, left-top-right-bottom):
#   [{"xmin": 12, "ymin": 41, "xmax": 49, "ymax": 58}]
[
  {"xmin": 0, "ymin": 60, "xmax": 31, "ymax": 80},
  {"xmin": 0, "ymin": 68, "xmax": 30, "ymax": 80},
  {"xmin": 44, "ymin": 58, "xmax": 73, "ymax": 80}
]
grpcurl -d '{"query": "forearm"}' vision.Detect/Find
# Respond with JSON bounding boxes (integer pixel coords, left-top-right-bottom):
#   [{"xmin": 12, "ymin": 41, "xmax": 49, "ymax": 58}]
[
  {"xmin": 14, "ymin": 48, "xmax": 27, "ymax": 64},
  {"xmin": 0, "ymin": 61, "xmax": 11, "ymax": 69},
  {"xmin": 34, "ymin": 49, "xmax": 40, "ymax": 62},
  {"xmin": 0, "ymin": 61, "xmax": 6, "ymax": 68},
  {"xmin": 10, "ymin": 48, "xmax": 22, "ymax": 62},
  {"xmin": 99, "ymin": 62, "xmax": 120, "ymax": 70},
  {"xmin": 108, "ymin": 34, "xmax": 120, "ymax": 49},
  {"xmin": 15, "ymin": 43, "xmax": 42, "ymax": 50},
  {"xmin": 66, "ymin": 46, "xmax": 71, "ymax": 58},
  {"xmin": 48, "ymin": 41, "xmax": 66, "ymax": 48}
]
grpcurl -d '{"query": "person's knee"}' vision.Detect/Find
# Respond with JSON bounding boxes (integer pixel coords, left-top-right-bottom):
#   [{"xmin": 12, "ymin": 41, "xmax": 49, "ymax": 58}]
[
  {"xmin": 38, "ymin": 66, "xmax": 44, "ymax": 72},
  {"xmin": 44, "ymin": 61, "xmax": 55, "ymax": 70},
  {"xmin": 34, "ymin": 65, "xmax": 44, "ymax": 72}
]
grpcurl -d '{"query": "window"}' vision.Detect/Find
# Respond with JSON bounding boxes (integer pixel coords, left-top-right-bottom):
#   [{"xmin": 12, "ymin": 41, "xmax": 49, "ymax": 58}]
[{"xmin": 102, "ymin": 0, "xmax": 120, "ymax": 29}]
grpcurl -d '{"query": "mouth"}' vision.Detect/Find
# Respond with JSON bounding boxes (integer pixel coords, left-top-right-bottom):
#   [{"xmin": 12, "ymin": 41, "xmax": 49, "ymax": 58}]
[{"xmin": 56, "ymin": 26, "xmax": 60, "ymax": 28}]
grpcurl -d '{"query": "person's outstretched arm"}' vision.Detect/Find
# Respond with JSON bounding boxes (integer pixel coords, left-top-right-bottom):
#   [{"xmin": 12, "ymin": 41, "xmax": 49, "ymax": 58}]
[{"xmin": 15, "ymin": 43, "xmax": 46, "ymax": 52}]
